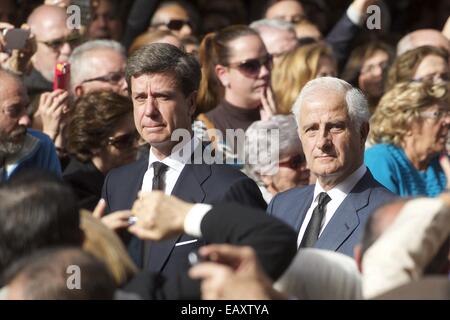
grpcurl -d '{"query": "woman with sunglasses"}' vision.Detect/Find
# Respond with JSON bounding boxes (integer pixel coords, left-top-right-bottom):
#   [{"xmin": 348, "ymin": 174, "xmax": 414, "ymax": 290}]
[
  {"xmin": 64, "ymin": 91, "xmax": 138, "ymax": 210},
  {"xmin": 195, "ymin": 25, "xmax": 277, "ymax": 162}
]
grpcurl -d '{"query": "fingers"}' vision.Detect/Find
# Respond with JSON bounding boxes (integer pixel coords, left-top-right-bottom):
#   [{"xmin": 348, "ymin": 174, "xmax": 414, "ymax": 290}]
[
  {"xmin": 189, "ymin": 261, "xmax": 231, "ymax": 280},
  {"xmin": 101, "ymin": 210, "xmax": 132, "ymax": 231},
  {"xmin": 128, "ymin": 224, "xmax": 159, "ymax": 240},
  {"xmin": 92, "ymin": 198, "xmax": 106, "ymax": 219},
  {"xmin": 198, "ymin": 244, "xmax": 255, "ymax": 269}
]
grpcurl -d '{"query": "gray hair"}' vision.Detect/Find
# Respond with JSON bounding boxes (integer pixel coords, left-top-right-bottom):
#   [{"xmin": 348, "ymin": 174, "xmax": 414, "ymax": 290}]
[
  {"xmin": 69, "ymin": 40, "xmax": 126, "ymax": 92},
  {"xmin": 244, "ymin": 114, "xmax": 301, "ymax": 182},
  {"xmin": 126, "ymin": 43, "xmax": 200, "ymax": 96},
  {"xmin": 250, "ymin": 18, "xmax": 296, "ymax": 34},
  {"xmin": 292, "ymin": 77, "xmax": 370, "ymax": 130}
]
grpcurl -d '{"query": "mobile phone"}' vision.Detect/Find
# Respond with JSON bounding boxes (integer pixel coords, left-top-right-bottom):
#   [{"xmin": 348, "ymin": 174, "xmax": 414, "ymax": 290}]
[
  {"xmin": 53, "ymin": 61, "xmax": 70, "ymax": 90},
  {"xmin": 3, "ymin": 28, "xmax": 30, "ymax": 51}
]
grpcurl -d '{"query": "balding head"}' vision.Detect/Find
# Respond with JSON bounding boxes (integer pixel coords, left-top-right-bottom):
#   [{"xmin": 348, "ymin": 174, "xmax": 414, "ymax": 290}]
[
  {"xmin": 397, "ymin": 29, "xmax": 450, "ymax": 57},
  {"xmin": 27, "ymin": 5, "xmax": 76, "ymax": 82}
]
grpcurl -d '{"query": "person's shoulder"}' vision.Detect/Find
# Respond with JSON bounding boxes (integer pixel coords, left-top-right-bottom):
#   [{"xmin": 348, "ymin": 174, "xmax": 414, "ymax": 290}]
[
  {"xmin": 365, "ymin": 170, "xmax": 398, "ymax": 199},
  {"xmin": 28, "ymin": 129, "xmax": 52, "ymax": 144},
  {"xmin": 106, "ymin": 157, "xmax": 148, "ymax": 180},
  {"xmin": 273, "ymin": 184, "xmax": 314, "ymax": 202}
]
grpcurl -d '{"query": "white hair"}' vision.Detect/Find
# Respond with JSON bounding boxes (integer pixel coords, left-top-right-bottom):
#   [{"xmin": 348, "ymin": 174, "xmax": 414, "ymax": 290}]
[
  {"xmin": 244, "ymin": 114, "xmax": 301, "ymax": 182},
  {"xmin": 292, "ymin": 77, "xmax": 370, "ymax": 130},
  {"xmin": 250, "ymin": 18, "xmax": 296, "ymax": 34},
  {"xmin": 68, "ymin": 40, "xmax": 126, "ymax": 92}
]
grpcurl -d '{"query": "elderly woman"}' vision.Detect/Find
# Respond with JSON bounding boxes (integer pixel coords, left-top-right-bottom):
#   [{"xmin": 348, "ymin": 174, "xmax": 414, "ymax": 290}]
[
  {"xmin": 64, "ymin": 91, "xmax": 138, "ymax": 210},
  {"xmin": 244, "ymin": 115, "xmax": 312, "ymax": 203},
  {"xmin": 365, "ymin": 81, "xmax": 450, "ymax": 197}
]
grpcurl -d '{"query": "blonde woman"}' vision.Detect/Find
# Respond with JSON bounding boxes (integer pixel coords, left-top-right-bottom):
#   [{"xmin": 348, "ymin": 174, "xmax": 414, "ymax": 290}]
[
  {"xmin": 365, "ymin": 81, "xmax": 450, "ymax": 196},
  {"xmin": 271, "ymin": 42, "xmax": 336, "ymax": 114}
]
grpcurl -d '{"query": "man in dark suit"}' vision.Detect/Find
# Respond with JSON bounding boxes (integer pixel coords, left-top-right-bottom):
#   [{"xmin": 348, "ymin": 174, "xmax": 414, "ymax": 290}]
[
  {"xmin": 101, "ymin": 43, "xmax": 267, "ymax": 280},
  {"xmin": 268, "ymin": 77, "xmax": 396, "ymax": 257},
  {"xmin": 122, "ymin": 191, "xmax": 297, "ymax": 299}
]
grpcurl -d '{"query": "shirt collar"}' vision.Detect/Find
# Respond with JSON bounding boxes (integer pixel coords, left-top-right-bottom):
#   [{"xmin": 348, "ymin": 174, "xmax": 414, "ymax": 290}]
[
  {"xmin": 148, "ymin": 136, "xmax": 200, "ymax": 172},
  {"xmin": 313, "ymin": 164, "xmax": 367, "ymax": 202}
]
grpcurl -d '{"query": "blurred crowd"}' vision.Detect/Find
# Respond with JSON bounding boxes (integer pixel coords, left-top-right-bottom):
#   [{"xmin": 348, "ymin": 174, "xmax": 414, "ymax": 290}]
[{"xmin": 0, "ymin": 0, "xmax": 450, "ymax": 300}]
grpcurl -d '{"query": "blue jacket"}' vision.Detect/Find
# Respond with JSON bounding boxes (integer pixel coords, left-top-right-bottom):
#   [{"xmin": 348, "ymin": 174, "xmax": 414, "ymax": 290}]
[
  {"xmin": 1, "ymin": 129, "xmax": 61, "ymax": 182},
  {"xmin": 267, "ymin": 170, "xmax": 396, "ymax": 257}
]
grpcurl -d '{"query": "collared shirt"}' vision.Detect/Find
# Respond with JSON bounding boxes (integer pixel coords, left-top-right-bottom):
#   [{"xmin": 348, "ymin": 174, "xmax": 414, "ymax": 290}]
[
  {"xmin": 141, "ymin": 137, "xmax": 200, "ymax": 195},
  {"xmin": 297, "ymin": 164, "xmax": 367, "ymax": 247}
]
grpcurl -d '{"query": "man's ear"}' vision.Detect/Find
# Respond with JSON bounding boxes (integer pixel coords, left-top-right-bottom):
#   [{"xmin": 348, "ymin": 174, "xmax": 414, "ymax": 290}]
[
  {"xmin": 360, "ymin": 122, "xmax": 370, "ymax": 147},
  {"xmin": 74, "ymin": 85, "xmax": 84, "ymax": 97},
  {"xmin": 353, "ymin": 244, "xmax": 363, "ymax": 273},
  {"xmin": 215, "ymin": 64, "xmax": 230, "ymax": 87},
  {"xmin": 186, "ymin": 91, "xmax": 197, "ymax": 117}
]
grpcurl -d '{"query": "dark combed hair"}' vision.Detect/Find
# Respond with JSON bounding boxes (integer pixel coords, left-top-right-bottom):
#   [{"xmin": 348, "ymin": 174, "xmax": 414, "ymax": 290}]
[
  {"xmin": 0, "ymin": 170, "xmax": 82, "ymax": 277},
  {"xmin": 125, "ymin": 42, "xmax": 201, "ymax": 97},
  {"xmin": 2, "ymin": 247, "xmax": 116, "ymax": 299},
  {"xmin": 66, "ymin": 91, "xmax": 133, "ymax": 162},
  {"xmin": 196, "ymin": 25, "xmax": 260, "ymax": 114}
]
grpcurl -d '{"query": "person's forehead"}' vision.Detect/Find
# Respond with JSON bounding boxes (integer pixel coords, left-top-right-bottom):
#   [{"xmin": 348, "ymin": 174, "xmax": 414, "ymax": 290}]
[
  {"xmin": 155, "ymin": 4, "xmax": 189, "ymax": 20},
  {"xmin": 88, "ymin": 48, "xmax": 125, "ymax": 65},
  {"xmin": 131, "ymin": 72, "xmax": 179, "ymax": 92},
  {"xmin": 228, "ymin": 35, "xmax": 266, "ymax": 60},
  {"xmin": 33, "ymin": 16, "xmax": 71, "ymax": 41},
  {"xmin": 267, "ymin": 1, "xmax": 304, "ymax": 16},
  {"xmin": 300, "ymin": 93, "xmax": 348, "ymax": 118},
  {"xmin": 0, "ymin": 79, "xmax": 28, "ymax": 106}
]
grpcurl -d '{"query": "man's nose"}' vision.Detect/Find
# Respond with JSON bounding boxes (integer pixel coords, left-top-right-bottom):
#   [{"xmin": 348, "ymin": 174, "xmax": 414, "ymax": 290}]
[{"xmin": 18, "ymin": 113, "xmax": 31, "ymax": 127}]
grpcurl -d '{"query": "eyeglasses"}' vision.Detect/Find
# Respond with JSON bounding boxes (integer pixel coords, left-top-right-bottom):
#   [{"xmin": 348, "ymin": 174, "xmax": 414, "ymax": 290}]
[
  {"xmin": 152, "ymin": 19, "xmax": 192, "ymax": 31},
  {"xmin": 413, "ymin": 72, "xmax": 450, "ymax": 83},
  {"xmin": 81, "ymin": 71, "xmax": 125, "ymax": 85},
  {"xmin": 278, "ymin": 154, "xmax": 306, "ymax": 170},
  {"xmin": 226, "ymin": 54, "xmax": 273, "ymax": 78},
  {"xmin": 420, "ymin": 109, "xmax": 450, "ymax": 120},
  {"xmin": 107, "ymin": 132, "xmax": 138, "ymax": 150},
  {"xmin": 38, "ymin": 32, "xmax": 82, "ymax": 51}
]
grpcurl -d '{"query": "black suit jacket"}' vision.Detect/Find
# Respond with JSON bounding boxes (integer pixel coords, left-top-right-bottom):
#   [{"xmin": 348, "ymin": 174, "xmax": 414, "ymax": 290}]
[
  {"xmin": 101, "ymin": 156, "xmax": 267, "ymax": 279},
  {"xmin": 122, "ymin": 202, "xmax": 298, "ymax": 300}
]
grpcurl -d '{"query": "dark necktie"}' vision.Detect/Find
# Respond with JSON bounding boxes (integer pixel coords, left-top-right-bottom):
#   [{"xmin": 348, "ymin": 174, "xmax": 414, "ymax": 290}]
[
  {"xmin": 299, "ymin": 192, "xmax": 331, "ymax": 248},
  {"xmin": 143, "ymin": 161, "xmax": 168, "ymax": 269},
  {"xmin": 152, "ymin": 161, "xmax": 168, "ymax": 191}
]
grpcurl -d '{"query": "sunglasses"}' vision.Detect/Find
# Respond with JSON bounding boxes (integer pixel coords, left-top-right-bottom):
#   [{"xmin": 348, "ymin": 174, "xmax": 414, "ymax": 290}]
[
  {"xmin": 82, "ymin": 71, "xmax": 125, "ymax": 85},
  {"xmin": 278, "ymin": 154, "xmax": 306, "ymax": 170},
  {"xmin": 153, "ymin": 19, "xmax": 192, "ymax": 31},
  {"xmin": 107, "ymin": 132, "xmax": 138, "ymax": 150},
  {"xmin": 38, "ymin": 32, "xmax": 82, "ymax": 51},
  {"xmin": 226, "ymin": 54, "xmax": 273, "ymax": 78}
]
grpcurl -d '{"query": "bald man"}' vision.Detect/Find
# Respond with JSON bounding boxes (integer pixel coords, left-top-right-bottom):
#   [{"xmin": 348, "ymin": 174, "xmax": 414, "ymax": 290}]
[
  {"xmin": 24, "ymin": 5, "xmax": 80, "ymax": 96},
  {"xmin": 397, "ymin": 29, "xmax": 450, "ymax": 57}
]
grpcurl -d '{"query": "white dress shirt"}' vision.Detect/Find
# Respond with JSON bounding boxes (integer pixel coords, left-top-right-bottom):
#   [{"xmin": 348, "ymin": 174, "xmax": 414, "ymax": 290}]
[
  {"xmin": 297, "ymin": 164, "xmax": 367, "ymax": 247},
  {"xmin": 141, "ymin": 137, "xmax": 200, "ymax": 195}
]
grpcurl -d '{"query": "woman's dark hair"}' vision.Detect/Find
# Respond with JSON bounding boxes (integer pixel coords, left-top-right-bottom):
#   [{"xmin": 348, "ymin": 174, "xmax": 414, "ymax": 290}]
[
  {"xmin": 196, "ymin": 25, "xmax": 260, "ymax": 114},
  {"xmin": 66, "ymin": 91, "xmax": 133, "ymax": 162},
  {"xmin": 0, "ymin": 170, "xmax": 82, "ymax": 277}
]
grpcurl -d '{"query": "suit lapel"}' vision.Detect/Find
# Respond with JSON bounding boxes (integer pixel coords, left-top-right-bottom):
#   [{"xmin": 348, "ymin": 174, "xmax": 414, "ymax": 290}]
[
  {"xmin": 294, "ymin": 189, "xmax": 314, "ymax": 232},
  {"xmin": 147, "ymin": 163, "xmax": 210, "ymax": 273},
  {"xmin": 125, "ymin": 159, "xmax": 149, "ymax": 268},
  {"xmin": 315, "ymin": 172, "xmax": 372, "ymax": 251}
]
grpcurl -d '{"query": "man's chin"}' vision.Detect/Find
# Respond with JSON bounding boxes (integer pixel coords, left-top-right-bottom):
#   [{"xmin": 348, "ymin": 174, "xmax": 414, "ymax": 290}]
[{"xmin": 0, "ymin": 140, "xmax": 24, "ymax": 157}]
